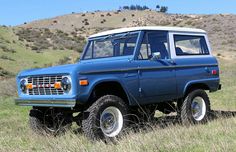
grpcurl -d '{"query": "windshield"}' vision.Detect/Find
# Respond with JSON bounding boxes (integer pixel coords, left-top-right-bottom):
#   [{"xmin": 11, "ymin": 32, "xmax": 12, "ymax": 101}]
[{"xmin": 82, "ymin": 32, "xmax": 139, "ymax": 60}]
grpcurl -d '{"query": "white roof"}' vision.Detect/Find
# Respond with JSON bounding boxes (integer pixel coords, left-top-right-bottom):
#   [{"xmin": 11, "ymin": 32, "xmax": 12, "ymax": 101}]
[{"xmin": 89, "ymin": 26, "xmax": 206, "ymax": 38}]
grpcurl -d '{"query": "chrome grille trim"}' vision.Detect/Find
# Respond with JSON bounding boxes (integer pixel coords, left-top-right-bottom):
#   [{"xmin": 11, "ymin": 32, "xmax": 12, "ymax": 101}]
[{"xmin": 27, "ymin": 75, "xmax": 64, "ymax": 95}]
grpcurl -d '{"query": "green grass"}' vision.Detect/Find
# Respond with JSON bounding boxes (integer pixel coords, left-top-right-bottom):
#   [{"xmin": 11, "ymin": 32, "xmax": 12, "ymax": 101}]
[
  {"xmin": 0, "ymin": 97, "xmax": 236, "ymax": 151},
  {"xmin": 0, "ymin": 26, "xmax": 79, "ymax": 76},
  {"xmin": 0, "ymin": 58, "xmax": 235, "ymax": 151}
]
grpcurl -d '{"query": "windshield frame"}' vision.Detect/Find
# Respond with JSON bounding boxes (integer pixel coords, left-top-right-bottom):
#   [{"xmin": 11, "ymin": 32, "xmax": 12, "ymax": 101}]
[{"xmin": 80, "ymin": 31, "xmax": 141, "ymax": 60}]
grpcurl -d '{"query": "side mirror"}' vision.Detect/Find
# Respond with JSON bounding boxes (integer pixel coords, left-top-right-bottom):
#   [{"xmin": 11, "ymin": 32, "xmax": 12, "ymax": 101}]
[{"xmin": 151, "ymin": 52, "xmax": 161, "ymax": 60}]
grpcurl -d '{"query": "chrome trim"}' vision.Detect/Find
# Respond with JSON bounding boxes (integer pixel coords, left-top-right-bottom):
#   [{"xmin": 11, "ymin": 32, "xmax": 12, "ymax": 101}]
[
  {"xmin": 79, "ymin": 63, "xmax": 218, "ymax": 75},
  {"xmin": 15, "ymin": 99, "xmax": 76, "ymax": 108}
]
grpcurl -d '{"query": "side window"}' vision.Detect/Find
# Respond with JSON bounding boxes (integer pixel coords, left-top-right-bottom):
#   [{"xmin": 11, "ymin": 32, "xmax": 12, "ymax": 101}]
[
  {"xmin": 139, "ymin": 31, "xmax": 169, "ymax": 60},
  {"xmin": 174, "ymin": 35, "xmax": 209, "ymax": 56}
]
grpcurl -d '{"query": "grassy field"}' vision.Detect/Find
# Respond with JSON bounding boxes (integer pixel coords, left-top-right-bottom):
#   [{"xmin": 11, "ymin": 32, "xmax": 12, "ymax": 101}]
[{"xmin": 0, "ymin": 57, "xmax": 235, "ymax": 152}]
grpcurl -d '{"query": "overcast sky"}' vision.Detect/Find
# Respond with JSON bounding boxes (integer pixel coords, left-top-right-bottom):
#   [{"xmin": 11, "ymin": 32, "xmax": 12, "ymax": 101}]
[{"xmin": 1, "ymin": 0, "xmax": 235, "ymax": 26}]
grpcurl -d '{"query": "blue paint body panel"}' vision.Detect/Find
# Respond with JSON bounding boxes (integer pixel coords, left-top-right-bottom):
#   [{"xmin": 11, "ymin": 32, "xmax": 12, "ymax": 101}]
[{"xmin": 16, "ymin": 29, "xmax": 221, "ymax": 108}]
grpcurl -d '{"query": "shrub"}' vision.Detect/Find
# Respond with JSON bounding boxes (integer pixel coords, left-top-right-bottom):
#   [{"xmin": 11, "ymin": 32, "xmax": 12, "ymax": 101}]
[
  {"xmin": 57, "ymin": 56, "xmax": 71, "ymax": 65},
  {"xmin": 0, "ymin": 67, "xmax": 14, "ymax": 77},
  {"xmin": 81, "ymin": 14, "xmax": 85, "ymax": 17},
  {"xmin": 122, "ymin": 18, "xmax": 126, "ymax": 22},
  {"xmin": 0, "ymin": 55, "xmax": 15, "ymax": 61},
  {"xmin": 101, "ymin": 14, "xmax": 104, "ymax": 17},
  {"xmin": 106, "ymin": 13, "xmax": 111, "ymax": 16},
  {"xmin": 85, "ymin": 22, "xmax": 89, "ymax": 25},
  {"xmin": 186, "ymin": 20, "xmax": 193, "ymax": 25},
  {"xmin": 31, "ymin": 45, "xmax": 39, "ymax": 50},
  {"xmin": 0, "ymin": 45, "xmax": 16, "ymax": 53}
]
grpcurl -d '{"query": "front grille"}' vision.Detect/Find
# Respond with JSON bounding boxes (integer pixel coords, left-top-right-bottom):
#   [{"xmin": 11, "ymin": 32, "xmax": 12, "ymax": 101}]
[{"xmin": 27, "ymin": 75, "xmax": 64, "ymax": 95}]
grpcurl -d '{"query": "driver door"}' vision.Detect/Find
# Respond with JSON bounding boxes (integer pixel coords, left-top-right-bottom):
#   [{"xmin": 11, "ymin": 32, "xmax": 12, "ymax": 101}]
[{"xmin": 137, "ymin": 31, "xmax": 177, "ymax": 104}]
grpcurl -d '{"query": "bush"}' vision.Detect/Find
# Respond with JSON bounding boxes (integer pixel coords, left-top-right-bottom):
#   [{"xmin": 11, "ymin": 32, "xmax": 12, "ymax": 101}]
[
  {"xmin": 106, "ymin": 13, "xmax": 111, "ymax": 16},
  {"xmin": 0, "ymin": 67, "xmax": 14, "ymax": 77},
  {"xmin": 122, "ymin": 18, "xmax": 126, "ymax": 22},
  {"xmin": 31, "ymin": 45, "xmax": 39, "ymax": 50},
  {"xmin": 57, "ymin": 56, "xmax": 71, "ymax": 65},
  {"xmin": 0, "ymin": 45, "xmax": 16, "ymax": 53},
  {"xmin": 0, "ymin": 55, "xmax": 15, "ymax": 61}
]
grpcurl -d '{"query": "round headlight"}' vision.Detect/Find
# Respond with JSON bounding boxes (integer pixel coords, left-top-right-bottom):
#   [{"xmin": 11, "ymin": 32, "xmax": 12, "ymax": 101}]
[
  {"xmin": 20, "ymin": 79, "xmax": 27, "ymax": 94},
  {"xmin": 61, "ymin": 77, "xmax": 71, "ymax": 93}
]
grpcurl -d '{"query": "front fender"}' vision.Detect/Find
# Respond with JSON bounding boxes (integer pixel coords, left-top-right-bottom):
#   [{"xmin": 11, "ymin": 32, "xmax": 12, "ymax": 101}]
[{"xmin": 77, "ymin": 76, "xmax": 131, "ymax": 104}]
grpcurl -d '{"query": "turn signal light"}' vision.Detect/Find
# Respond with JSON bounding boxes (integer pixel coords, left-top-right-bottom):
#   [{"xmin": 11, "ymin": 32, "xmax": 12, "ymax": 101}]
[
  {"xmin": 79, "ymin": 79, "xmax": 89, "ymax": 86},
  {"xmin": 54, "ymin": 82, "xmax": 61, "ymax": 89},
  {"xmin": 212, "ymin": 70, "xmax": 217, "ymax": 75},
  {"xmin": 26, "ymin": 83, "xmax": 33, "ymax": 89}
]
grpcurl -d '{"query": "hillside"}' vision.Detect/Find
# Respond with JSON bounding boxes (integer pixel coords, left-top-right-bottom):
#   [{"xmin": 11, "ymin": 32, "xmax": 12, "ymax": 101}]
[
  {"xmin": 20, "ymin": 10, "xmax": 236, "ymax": 54},
  {"xmin": 0, "ymin": 26, "xmax": 81, "ymax": 78},
  {"xmin": 0, "ymin": 10, "xmax": 236, "ymax": 151},
  {"xmin": 0, "ymin": 10, "xmax": 235, "ymax": 78}
]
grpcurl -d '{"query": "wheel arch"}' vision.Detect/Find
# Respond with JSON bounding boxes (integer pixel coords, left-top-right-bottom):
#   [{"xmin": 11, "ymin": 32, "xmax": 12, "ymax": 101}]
[
  {"xmin": 87, "ymin": 79, "xmax": 131, "ymax": 106},
  {"xmin": 183, "ymin": 82, "xmax": 210, "ymax": 97}
]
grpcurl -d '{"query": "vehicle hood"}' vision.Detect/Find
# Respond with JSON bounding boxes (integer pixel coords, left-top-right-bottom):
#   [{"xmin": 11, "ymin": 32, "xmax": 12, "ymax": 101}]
[{"xmin": 18, "ymin": 63, "xmax": 79, "ymax": 77}]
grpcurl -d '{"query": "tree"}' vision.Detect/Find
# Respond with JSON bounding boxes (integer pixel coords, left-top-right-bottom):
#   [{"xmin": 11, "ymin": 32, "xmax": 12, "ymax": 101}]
[
  {"xmin": 142, "ymin": 5, "xmax": 149, "ymax": 10},
  {"xmin": 123, "ymin": 6, "xmax": 129, "ymax": 10},
  {"xmin": 130, "ymin": 5, "xmax": 136, "ymax": 10},
  {"xmin": 160, "ymin": 6, "xmax": 168, "ymax": 13}
]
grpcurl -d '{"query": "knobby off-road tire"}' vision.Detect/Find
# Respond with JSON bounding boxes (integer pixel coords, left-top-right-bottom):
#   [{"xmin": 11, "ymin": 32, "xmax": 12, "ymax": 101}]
[
  {"xmin": 82, "ymin": 95, "xmax": 129, "ymax": 141},
  {"xmin": 181, "ymin": 89, "xmax": 211, "ymax": 125}
]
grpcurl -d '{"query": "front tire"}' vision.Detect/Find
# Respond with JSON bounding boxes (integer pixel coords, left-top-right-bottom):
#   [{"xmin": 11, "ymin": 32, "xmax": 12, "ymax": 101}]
[
  {"xmin": 181, "ymin": 89, "xmax": 211, "ymax": 125},
  {"xmin": 82, "ymin": 95, "xmax": 128, "ymax": 141}
]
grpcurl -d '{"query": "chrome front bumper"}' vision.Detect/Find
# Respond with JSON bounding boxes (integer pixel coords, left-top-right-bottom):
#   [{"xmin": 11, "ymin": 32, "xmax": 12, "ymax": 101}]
[{"xmin": 15, "ymin": 98, "xmax": 76, "ymax": 108}]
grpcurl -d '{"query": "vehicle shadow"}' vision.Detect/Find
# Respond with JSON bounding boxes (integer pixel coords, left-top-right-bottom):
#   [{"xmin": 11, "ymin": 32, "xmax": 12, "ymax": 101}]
[
  {"xmin": 73, "ymin": 110, "xmax": 236, "ymax": 135},
  {"xmin": 129, "ymin": 110, "xmax": 236, "ymax": 132}
]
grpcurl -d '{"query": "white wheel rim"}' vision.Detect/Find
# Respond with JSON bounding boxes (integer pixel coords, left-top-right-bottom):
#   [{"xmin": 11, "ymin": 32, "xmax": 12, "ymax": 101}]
[
  {"xmin": 100, "ymin": 106, "xmax": 123, "ymax": 137},
  {"xmin": 191, "ymin": 97, "xmax": 206, "ymax": 121}
]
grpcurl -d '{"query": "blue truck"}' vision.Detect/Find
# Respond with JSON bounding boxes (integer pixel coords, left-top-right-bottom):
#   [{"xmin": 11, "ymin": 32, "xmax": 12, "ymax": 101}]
[{"xmin": 16, "ymin": 26, "xmax": 221, "ymax": 140}]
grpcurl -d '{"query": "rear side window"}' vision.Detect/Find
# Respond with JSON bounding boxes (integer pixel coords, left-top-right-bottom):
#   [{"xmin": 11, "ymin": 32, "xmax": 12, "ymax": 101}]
[{"xmin": 174, "ymin": 35, "xmax": 209, "ymax": 56}]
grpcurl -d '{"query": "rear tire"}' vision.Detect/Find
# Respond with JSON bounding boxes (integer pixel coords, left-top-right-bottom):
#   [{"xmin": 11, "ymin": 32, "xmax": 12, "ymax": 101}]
[
  {"xmin": 181, "ymin": 89, "xmax": 211, "ymax": 125},
  {"xmin": 82, "ymin": 95, "xmax": 128, "ymax": 141}
]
